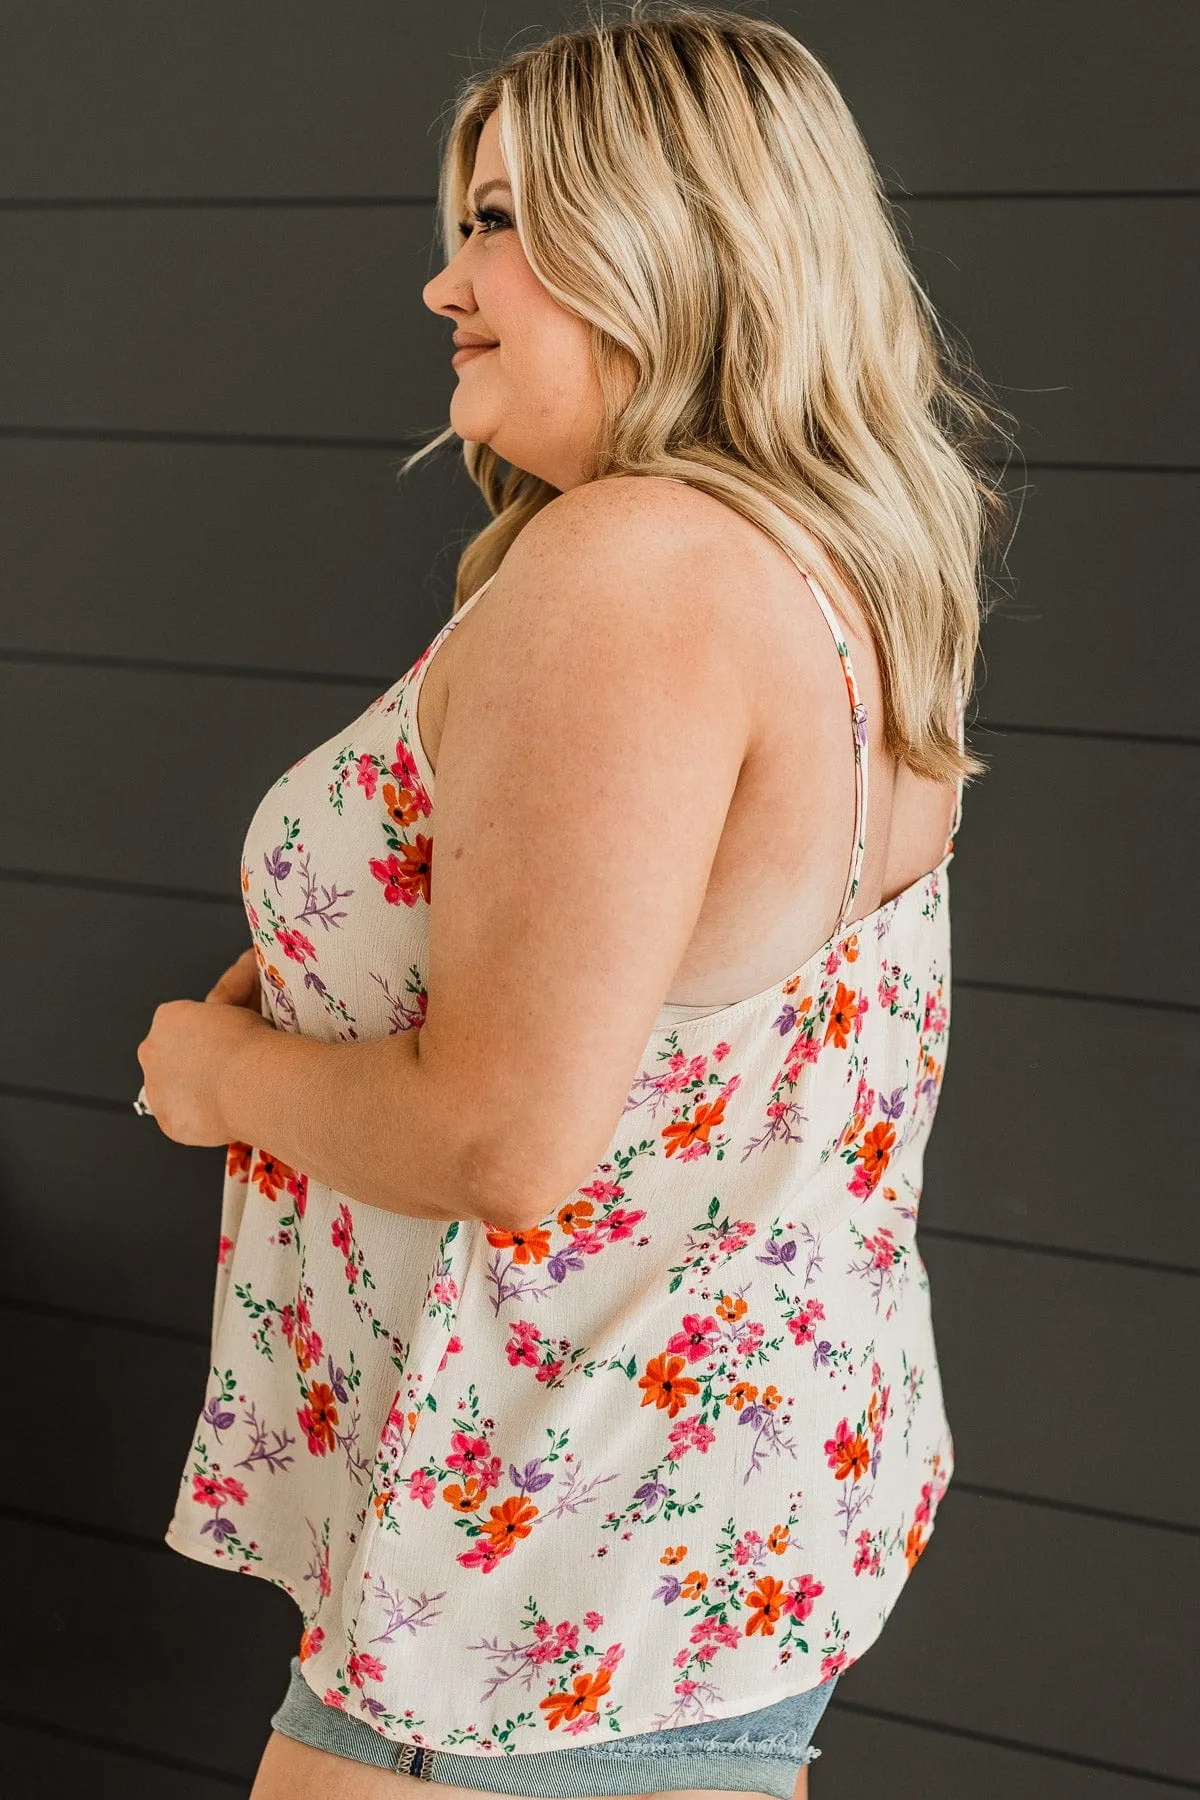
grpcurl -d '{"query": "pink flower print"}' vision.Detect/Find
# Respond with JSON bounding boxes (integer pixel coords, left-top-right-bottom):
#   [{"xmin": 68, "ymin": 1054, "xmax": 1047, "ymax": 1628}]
[
  {"xmin": 192, "ymin": 1475, "xmax": 227, "ymax": 1510},
  {"xmin": 566, "ymin": 1227, "xmax": 605, "ymax": 1257},
  {"xmin": 436, "ymin": 1334, "xmax": 462, "ymax": 1374},
  {"xmin": 690, "ymin": 1617, "xmax": 740, "ymax": 1653},
  {"xmin": 666, "ymin": 1313, "xmax": 720, "ymax": 1363},
  {"xmin": 220, "ymin": 1476, "xmax": 248, "ymax": 1506},
  {"xmin": 407, "ymin": 1468, "xmax": 436, "ymax": 1507},
  {"xmin": 505, "ymin": 1320, "xmax": 541, "ymax": 1368},
  {"xmin": 596, "ymin": 1207, "xmax": 646, "ymax": 1242},
  {"xmin": 737, "ymin": 1321, "xmax": 765, "ymax": 1360},
  {"xmin": 821, "ymin": 1649, "xmax": 849, "ymax": 1679},
  {"xmin": 217, "ymin": 1234, "xmax": 234, "ymax": 1266},
  {"xmin": 388, "ymin": 739, "xmax": 427, "ymax": 807},
  {"xmin": 355, "ymin": 753, "xmax": 380, "ymax": 800},
  {"xmin": 667, "ymin": 1415, "xmax": 716, "ymax": 1460},
  {"xmin": 584, "ymin": 1611, "xmax": 604, "ymax": 1632},
  {"xmin": 733, "ymin": 1539, "xmax": 751, "ymax": 1566},
  {"xmin": 712, "ymin": 1040, "xmax": 732, "ymax": 1061},
  {"xmin": 445, "ymin": 1432, "xmax": 501, "ymax": 1491},
  {"xmin": 299, "ymin": 1625, "xmax": 325, "ymax": 1662},
  {"xmin": 787, "ymin": 1298, "xmax": 825, "ymax": 1346},
  {"xmin": 347, "ymin": 1652, "xmax": 386, "ymax": 1688},
  {"xmin": 287, "ymin": 1172, "xmax": 308, "ymax": 1218},
  {"xmin": 783, "ymin": 1573, "xmax": 824, "ymax": 1622},
  {"xmin": 599, "ymin": 1642, "xmax": 624, "ymax": 1672},
  {"xmin": 457, "ymin": 1539, "xmax": 506, "ymax": 1573},
  {"xmin": 331, "ymin": 1204, "xmax": 353, "ymax": 1254},
  {"xmin": 276, "ymin": 924, "xmax": 317, "ymax": 966},
  {"xmin": 431, "ymin": 1277, "xmax": 458, "ymax": 1305},
  {"xmin": 323, "ymin": 1688, "xmax": 347, "ymax": 1709}
]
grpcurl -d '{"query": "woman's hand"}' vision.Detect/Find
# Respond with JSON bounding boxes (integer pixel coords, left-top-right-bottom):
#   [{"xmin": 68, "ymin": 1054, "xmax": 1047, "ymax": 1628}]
[
  {"xmin": 136, "ymin": 946, "xmax": 276, "ymax": 1146},
  {"xmin": 205, "ymin": 944, "xmax": 268, "ymax": 1014}
]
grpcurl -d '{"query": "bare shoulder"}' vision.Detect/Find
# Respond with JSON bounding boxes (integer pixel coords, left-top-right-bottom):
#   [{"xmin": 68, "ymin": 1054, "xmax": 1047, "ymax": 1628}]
[{"xmin": 489, "ymin": 473, "xmax": 793, "ymax": 646}]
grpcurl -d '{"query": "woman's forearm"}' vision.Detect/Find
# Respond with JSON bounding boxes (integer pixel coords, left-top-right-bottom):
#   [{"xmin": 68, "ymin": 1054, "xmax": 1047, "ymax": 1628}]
[{"xmin": 217, "ymin": 1024, "xmax": 469, "ymax": 1225}]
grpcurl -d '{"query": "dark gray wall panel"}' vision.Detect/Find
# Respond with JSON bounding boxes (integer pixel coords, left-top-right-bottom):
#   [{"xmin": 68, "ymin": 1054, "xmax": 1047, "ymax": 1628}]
[
  {"xmin": 0, "ymin": 439, "xmax": 490, "ymax": 670},
  {"xmin": 4, "ymin": 203, "xmax": 1196, "ymax": 468},
  {"xmin": 0, "ymin": 1723, "xmax": 238, "ymax": 1800},
  {"xmin": 924, "ymin": 987, "xmax": 1199, "ymax": 1268},
  {"xmin": 0, "ymin": 208, "xmax": 442, "ymax": 440},
  {"xmin": 975, "ymin": 470, "xmax": 1200, "ymax": 739},
  {"xmin": 0, "ymin": 1097, "xmax": 222, "ymax": 1336},
  {"xmin": 953, "ymin": 732, "xmax": 1199, "ymax": 1007},
  {"xmin": 903, "ymin": 198, "xmax": 1200, "ymax": 468},
  {"xmin": 5, "ymin": 443, "xmax": 1198, "ymax": 744},
  {"xmin": 2, "ymin": 882, "xmax": 249, "ymax": 1103},
  {"xmin": 1, "ymin": 2, "xmax": 1195, "ymax": 198},
  {"xmin": 926, "ymin": 1239, "xmax": 1197, "ymax": 1527},
  {"xmin": 816, "ymin": 1708, "xmax": 1180, "ymax": 1800},
  {"xmin": 2, "ymin": 1519, "xmax": 296, "ymax": 1781},
  {"xmin": 0, "ymin": 1309, "xmax": 207, "ymax": 1539},
  {"xmin": 834, "ymin": 1490, "xmax": 1199, "ymax": 1785}
]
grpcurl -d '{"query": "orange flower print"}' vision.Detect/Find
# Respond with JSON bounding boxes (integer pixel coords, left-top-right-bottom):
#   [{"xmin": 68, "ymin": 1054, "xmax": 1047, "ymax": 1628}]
[
  {"xmin": 485, "ymin": 1224, "xmax": 552, "ymax": 1264},
  {"xmin": 443, "ymin": 1477, "xmax": 487, "ymax": 1513},
  {"xmin": 716, "ymin": 1293, "xmax": 747, "ymax": 1322},
  {"xmin": 824, "ymin": 1417, "xmax": 871, "ymax": 1483},
  {"xmin": 638, "ymin": 1353, "xmax": 701, "ymax": 1419},
  {"xmin": 557, "ymin": 1199, "xmax": 594, "ymax": 1234},
  {"xmin": 226, "ymin": 1141, "xmax": 252, "ymax": 1180},
  {"xmin": 761, "ymin": 1385, "xmax": 782, "ymax": 1411},
  {"xmin": 297, "ymin": 1381, "xmax": 338, "ymax": 1457},
  {"xmin": 745, "ymin": 1576, "xmax": 787, "ymax": 1636},
  {"xmin": 539, "ymin": 1666, "xmax": 612, "ymax": 1729},
  {"xmin": 369, "ymin": 839, "xmax": 433, "ymax": 909},
  {"xmin": 767, "ymin": 1524, "xmax": 790, "ymax": 1555},
  {"xmin": 381, "ymin": 778, "xmax": 423, "ymax": 831},
  {"xmin": 905, "ymin": 1522, "xmax": 928, "ymax": 1569},
  {"xmin": 663, "ymin": 1093, "xmax": 727, "ymax": 1159},
  {"xmin": 660, "ymin": 1545, "xmax": 687, "ymax": 1564},
  {"xmin": 725, "ymin": 1382, "xmax": 758, "ymax": 1411},
  {"xmin": 856, "ymin": 1121, "xmax": 896, "ymax": 1179},
  {"xmin": 681, "ymin": 1570, "xmax": 708, "ymax": 1599},
  {"xmin": 824, "ymin": 982, "xmax": 862, "ymax": 1050},
  {"xmin": 480, "ymin": 1494, "xmax": 539, "ymax": 1551},
  {"xmin": 251, "ymin": 1149, "xmax": 299, "ymax": 1203}
]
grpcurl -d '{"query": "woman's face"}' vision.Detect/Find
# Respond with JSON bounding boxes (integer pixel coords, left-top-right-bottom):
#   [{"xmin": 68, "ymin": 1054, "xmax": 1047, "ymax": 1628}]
[{"xmin": 423, "ymin": 108, "xmax": 620, "ymax": 492}]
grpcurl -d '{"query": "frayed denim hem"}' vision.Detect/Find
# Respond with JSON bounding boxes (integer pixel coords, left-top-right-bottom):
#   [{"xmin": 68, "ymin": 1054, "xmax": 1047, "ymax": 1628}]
[{"xmin": 271, "ymin": 1658, "xmax": 835, "ymax": 1798}]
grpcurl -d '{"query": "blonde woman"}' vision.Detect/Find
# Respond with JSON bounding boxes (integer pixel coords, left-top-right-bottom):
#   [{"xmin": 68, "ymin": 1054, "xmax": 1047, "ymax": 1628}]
[{"xmin": 143, "ymin": 6, "xmax": 1009, "ymax": 1797}]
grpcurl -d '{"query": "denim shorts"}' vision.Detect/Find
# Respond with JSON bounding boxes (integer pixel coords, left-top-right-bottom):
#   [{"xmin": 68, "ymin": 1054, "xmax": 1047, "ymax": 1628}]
[{"xmin": 270, "ymin": 1655, "xmax": 838, "ymax": 1797}]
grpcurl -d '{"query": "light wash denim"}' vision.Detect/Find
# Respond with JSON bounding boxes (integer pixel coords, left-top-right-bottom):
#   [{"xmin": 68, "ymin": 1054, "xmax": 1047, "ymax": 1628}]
[{"xmin": 270, "ymin": 1655, "xmax": 838, "ymax": 1797}]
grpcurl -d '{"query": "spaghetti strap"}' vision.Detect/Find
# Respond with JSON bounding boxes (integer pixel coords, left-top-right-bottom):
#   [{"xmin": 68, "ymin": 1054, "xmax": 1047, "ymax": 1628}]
[
  {"xmin": 945, "ymin": 650, "xmax": 966, "ymax": 855},
  {"xmin": 800, "ymin": 569, "xmax": 869, "ymax": 936}
]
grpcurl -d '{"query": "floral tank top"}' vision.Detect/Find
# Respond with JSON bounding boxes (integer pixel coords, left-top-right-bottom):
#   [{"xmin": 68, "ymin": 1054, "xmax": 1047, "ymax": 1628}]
[{"xmin": 166, "ymin": 560, "xmax": 961, "ymax": 1751}]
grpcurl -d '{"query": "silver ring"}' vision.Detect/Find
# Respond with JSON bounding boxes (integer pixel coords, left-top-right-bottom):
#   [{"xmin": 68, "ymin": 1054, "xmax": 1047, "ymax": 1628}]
[{"xmin": 133, "ymin": 1083, "xmax": 155, "ymax": 1117}]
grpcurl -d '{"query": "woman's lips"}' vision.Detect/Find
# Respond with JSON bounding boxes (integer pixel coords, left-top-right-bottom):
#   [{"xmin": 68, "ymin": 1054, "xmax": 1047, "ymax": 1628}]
[{"xmin": 451, "ymin": 344, "xmax": 497, "ymax": 367}]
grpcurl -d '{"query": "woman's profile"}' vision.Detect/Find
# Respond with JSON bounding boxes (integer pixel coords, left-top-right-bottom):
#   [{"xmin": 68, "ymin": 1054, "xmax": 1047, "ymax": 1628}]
[{"xmin": 143, "ymin": 5, "xmax": 1010, "ymax": 1795}]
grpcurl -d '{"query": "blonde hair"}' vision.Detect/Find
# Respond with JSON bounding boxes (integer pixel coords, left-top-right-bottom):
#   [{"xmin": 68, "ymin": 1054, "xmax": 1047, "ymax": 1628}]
[{"xmin": 400, "ymin": 0, "xmax": 1016, "ymax": 785}]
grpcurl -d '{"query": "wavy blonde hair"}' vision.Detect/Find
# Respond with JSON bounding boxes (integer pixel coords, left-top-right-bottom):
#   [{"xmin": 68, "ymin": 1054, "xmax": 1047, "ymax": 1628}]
[{"xmin": 399, "ymin": 0, "xmax": 1016, "ymax": 785}]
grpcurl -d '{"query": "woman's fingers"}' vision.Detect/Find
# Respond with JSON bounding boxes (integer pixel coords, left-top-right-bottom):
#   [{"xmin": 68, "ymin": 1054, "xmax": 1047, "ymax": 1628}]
[{"xmin": 206, "ymin": 946, "xmax": 261, "ymax": 1008}]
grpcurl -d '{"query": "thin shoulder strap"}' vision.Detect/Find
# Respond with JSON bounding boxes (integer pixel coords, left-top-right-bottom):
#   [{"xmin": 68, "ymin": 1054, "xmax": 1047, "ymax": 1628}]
[
  {"xmin": 945, "ymin": 650, "xmax": 966, "ymax": 855},
  {"xmin": 800, "ymin": 570, "xmax": 869, "ymax": 936}
]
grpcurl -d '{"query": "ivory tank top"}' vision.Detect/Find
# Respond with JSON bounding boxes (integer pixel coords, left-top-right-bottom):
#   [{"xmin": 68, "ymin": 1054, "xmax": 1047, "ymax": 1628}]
[{"xmin": 166, "ymin": 561, "xmax": 961, "ymax": 1748}]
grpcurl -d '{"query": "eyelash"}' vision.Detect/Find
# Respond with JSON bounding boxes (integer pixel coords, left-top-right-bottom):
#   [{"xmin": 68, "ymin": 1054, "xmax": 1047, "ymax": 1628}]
[{"xmin": 456, "ymin": 205, "xmax": 511, "ymax": 241}]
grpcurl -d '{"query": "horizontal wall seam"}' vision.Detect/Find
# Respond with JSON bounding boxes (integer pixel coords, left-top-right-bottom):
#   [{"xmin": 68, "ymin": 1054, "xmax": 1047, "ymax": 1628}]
[
  {"xmin": 0, "ymin": 1706, "xmax": 245, "ymax": 1788},
  {"xmin": 0, "ymin": 188, "xmax": 1197, "ymax": 209},
  {"xmin": 919, "ymin": 1225, "xmax": 1200, "ymax": 1280},
  {"xmin": 0, "ymin": 425, "xmax": 1197, "ymax": 475},
  {"xmin": 828, "ymin": 1699, "xmax": 1200, "ymax": 1792}
]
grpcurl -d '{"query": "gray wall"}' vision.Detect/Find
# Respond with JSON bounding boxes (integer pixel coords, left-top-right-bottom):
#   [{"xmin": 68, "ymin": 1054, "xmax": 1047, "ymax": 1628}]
[{"xmin": 1, "ymin": 4, "xmax": 1197, "ymax": 1795}]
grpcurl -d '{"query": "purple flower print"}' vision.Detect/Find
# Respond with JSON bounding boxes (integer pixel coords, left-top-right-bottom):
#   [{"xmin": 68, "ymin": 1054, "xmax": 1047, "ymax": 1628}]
[
  {"xmin": 654, "ymin": 1574, "xmax": 683, "ymax": 1605},
  {"xmin": 202, "ymin": 1394, "xmax": 236, "ymax": 1438},
  {"xmin": 202, "ymin": 1513, "xmax": 238, "ymax": 1544},
  {"xmin": 757, "ymin": 1236, "xmax": 796, "ymax": 1269},
  {"xmin": 509, "ymin": 1458, "xmax": 554, "ymax": 1496}
]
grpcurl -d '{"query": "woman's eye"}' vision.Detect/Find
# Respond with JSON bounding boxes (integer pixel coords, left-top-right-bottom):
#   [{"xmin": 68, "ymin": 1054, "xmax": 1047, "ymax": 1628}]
[{"xmin": 457, "ymin": 207, "xmax": 511, "ymax": 240}]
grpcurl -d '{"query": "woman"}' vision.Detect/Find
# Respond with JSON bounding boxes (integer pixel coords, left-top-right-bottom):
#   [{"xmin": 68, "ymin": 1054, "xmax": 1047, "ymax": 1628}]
[{"xmin": 141, "ymin": 6, "xmax": 1008, "ymax": 1796}]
